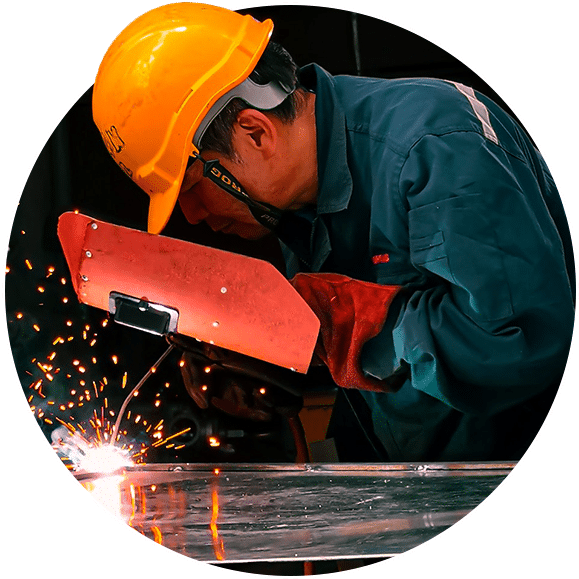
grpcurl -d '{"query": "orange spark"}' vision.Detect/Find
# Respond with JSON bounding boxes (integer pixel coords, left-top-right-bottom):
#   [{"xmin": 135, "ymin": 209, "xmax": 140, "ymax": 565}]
[{"xmin": 151, "ymin": 427, "xmax": 191, "ymax": 448}]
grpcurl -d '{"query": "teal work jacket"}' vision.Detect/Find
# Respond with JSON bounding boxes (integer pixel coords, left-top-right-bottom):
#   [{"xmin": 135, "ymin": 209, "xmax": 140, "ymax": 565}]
[{"xmin": 281, "ymin": 64, "xmax": 575, "ymax": 462}]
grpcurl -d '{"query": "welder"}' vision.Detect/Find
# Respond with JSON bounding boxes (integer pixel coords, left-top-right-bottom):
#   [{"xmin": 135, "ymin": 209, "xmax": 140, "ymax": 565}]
[{"xmin": 91, "ymin": 3, "xmax": 574, "ymax": 462}]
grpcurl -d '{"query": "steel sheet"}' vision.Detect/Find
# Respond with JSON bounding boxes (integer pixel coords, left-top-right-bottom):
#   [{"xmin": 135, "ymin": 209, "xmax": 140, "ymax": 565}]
[{"xmin": 77, "ymin": 462, "xmax": 513, "ymax": 563}]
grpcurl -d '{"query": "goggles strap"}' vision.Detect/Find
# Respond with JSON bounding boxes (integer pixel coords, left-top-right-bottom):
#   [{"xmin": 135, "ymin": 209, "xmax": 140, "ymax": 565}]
[{"xmin": 190, "ymin": 154, "xmax": 283, "ymax": 230}]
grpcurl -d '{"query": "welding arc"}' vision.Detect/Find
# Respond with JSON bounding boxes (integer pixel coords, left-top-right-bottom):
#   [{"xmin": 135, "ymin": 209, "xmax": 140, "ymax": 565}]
[{"xmin": 109, "ymin": 344, "xmax": 176, "ymax": 445}]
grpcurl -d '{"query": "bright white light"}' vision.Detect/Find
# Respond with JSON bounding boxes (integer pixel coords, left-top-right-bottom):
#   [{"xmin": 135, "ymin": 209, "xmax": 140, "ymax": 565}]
[
  {"xmin": 52, "ymin": 426, "xmax": 133, "ymax": 474},
  {"xmin": 88, "ymin": 475, "xmax": 127, "ymax": 520},
  {"xmin": 76, "ymin": 444, "xmax": 133, "ymax": 474}
]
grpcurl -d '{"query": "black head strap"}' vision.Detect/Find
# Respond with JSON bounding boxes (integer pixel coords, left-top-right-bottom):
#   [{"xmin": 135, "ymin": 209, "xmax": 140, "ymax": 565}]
[{"xmin": 189, "ymin": 153, "xmax": 283, "ymax": 231}]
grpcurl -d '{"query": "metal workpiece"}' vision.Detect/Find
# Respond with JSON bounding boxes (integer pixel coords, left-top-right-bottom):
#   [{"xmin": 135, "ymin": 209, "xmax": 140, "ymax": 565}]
[{"xmin": 77, "ymin": 462, "xmax": 513, "ymax": 563}]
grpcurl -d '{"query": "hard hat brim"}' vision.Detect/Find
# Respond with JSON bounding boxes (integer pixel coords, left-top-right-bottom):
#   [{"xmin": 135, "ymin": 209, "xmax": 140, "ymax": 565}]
[{"xmin": 147, "ymin": 182, "xmax": 182, "ymax": 235}]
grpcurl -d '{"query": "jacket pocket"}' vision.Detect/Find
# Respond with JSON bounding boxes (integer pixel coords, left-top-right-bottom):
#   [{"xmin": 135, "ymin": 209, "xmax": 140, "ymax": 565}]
[{"xmin": 408, "ymin": 195, "xmax": 514, "ymax": 322}]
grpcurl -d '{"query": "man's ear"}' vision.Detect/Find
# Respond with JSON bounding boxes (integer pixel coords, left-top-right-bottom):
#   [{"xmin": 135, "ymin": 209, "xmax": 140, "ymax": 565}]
[{"xmin": 234, "ymin": 109, "xmax": 277, "ymax": 157}]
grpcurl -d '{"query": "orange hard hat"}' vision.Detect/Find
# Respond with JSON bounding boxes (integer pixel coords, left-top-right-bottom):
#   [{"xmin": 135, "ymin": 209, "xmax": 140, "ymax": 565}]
[{"xmin": 93, "ymin": 3, "xmax": 290, "ymax": 234}]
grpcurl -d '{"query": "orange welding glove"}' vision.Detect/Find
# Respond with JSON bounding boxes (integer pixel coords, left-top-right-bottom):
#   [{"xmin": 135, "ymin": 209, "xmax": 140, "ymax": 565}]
[{"xmin": 289, "ymin": 273, "xmax": 406, "ymax": 393}]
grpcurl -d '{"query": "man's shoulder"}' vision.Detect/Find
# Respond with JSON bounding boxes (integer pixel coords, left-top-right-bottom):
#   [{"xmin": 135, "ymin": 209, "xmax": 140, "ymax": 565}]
[
  {"xmin": 337, "ymin": 74, "xmax": 465, "ymax": 104},
  {"xmin": 334, "ymin": 75, "xmax": 479, "ymax": 148}
]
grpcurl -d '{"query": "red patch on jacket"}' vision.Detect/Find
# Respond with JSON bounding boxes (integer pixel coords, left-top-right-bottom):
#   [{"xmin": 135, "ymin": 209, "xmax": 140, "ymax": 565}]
[{"xmin": 372, "ymin": 253, "xmax": 390, "ymax": 265}]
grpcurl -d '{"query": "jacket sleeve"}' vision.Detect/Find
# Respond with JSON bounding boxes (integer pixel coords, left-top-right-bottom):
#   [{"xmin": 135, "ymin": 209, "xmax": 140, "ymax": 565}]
[{"xmin": 364, "ymin": 131, "xmax": 574, "ymax": 415}]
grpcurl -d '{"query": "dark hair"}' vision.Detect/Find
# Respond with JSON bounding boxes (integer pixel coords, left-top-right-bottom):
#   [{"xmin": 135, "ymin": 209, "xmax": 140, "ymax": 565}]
[{"xmin": 199, "ymin": 41, "xmax": 302, "ymax": 158}]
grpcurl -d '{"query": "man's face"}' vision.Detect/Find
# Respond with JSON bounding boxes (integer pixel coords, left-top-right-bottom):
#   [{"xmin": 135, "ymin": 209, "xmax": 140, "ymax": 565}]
[
  {"xmin": 178, "ymin": 152, "xmax": 272, "ymax": 240},
  {"xmin": 177, "ymin": 99, "xmax": 318, "ymax": 239}
]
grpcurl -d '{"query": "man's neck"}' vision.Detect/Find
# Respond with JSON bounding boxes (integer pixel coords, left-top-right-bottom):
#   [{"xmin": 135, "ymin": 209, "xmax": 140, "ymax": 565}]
[{"xmin": 284, "ymin": 91, "xmax": 318, "ymax": 209}]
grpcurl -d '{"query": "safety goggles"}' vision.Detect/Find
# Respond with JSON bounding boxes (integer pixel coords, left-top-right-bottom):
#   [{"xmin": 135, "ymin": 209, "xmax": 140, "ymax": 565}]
[{"xmin": 187, "ymin": 153, "xmax": 283, "ymax": 231}]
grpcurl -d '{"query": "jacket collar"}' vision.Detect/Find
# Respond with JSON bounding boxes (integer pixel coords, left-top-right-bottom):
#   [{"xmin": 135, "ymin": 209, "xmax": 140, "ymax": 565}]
[{"xmin": 299, "ymin": 64, "xmax": 353, "ymax": 214}]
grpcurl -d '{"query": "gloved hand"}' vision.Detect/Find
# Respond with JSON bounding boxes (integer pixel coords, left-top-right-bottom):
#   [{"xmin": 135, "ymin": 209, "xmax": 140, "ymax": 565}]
[
  {"xmin": 289, "ymin": 273, "xmax": 407, "ymax": 393},
  {"xmin": 167, "ymin": 334, "xmax": 304, "ymax": 421}
]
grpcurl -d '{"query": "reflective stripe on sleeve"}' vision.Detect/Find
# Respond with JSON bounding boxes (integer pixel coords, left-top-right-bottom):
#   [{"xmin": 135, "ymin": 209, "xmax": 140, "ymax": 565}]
[{"xmin": 449, "ymin": 81, "xmax": 499, "ymax": 145}]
